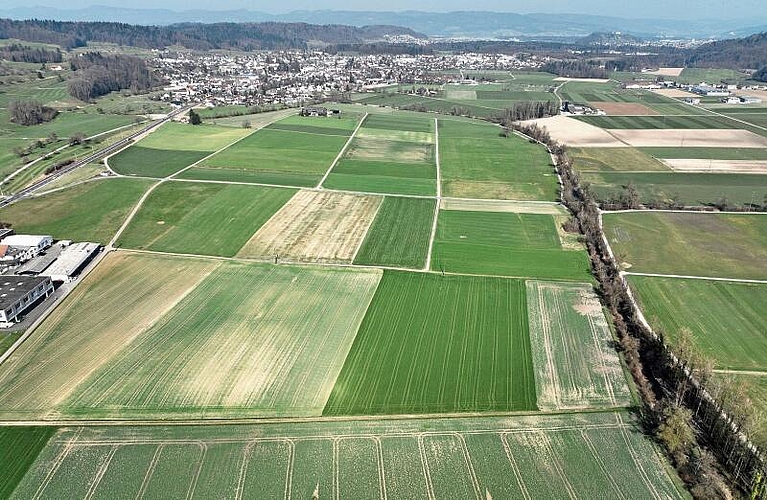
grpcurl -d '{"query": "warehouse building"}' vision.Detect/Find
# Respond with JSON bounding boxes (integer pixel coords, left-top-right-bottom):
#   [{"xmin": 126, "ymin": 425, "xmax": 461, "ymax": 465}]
[
  {"xmin": 42, "ymin": 242, "xmax": 100, "ymax": 282},
  {"xmin": 0, "ymin": 276, "xmax": 54, "ymax": 325},
  {"xmin": 0, "ymin": 235, "xmax": 53, "ymax": 255}
]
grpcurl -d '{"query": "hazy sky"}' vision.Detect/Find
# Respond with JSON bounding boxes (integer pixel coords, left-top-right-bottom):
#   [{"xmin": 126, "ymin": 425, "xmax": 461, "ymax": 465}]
[{"xmin": 2, "ymin": 0, "xmax": 766, "ymax": 20}]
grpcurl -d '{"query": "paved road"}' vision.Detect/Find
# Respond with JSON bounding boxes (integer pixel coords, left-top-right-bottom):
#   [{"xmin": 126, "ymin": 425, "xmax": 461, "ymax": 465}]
[{"xmin": 0, "ymin": 104, "xmax": 194, "ymax": 209}]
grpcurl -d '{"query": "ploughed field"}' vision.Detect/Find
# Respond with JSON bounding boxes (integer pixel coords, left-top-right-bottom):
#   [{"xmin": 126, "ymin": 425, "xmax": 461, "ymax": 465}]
[{"xmin": 0, "ymin": 105, "xmax": 685, "ymax": 496}]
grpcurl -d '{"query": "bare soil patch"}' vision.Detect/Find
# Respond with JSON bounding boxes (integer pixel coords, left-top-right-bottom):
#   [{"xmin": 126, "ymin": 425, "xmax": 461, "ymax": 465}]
[
  {"xmin": 662, "ymin": 158, "xmax": 767, "ymax": 173},
  {"xmin": 647, "ymin": 67, "xmax": 684, "ymax": 77},
  {"xmin": 440, "ymin": 198, "xmax": 566, "ymax": 215},
  {"xmin": 590, "ymin": 102, "xmax": 658, "ymax": 115},
  {"xmin": 521, "ymin": 116, "xmax": 627, "ymax": 148},
  {"xmin": 652, "ymin": 88, "xmax": 699, "ymax": 98},
  {"xmin": 238, "ymin": 190, "xmax": 382, "ymax": 263},
  {"xmin": 608, "ymin": 129, "xmax": 767, "ymax": 148}
]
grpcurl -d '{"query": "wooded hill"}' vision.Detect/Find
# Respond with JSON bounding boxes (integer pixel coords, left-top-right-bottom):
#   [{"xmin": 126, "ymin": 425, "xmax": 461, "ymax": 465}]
[{"xmin": 0, "ymin": 18, "xmax": 425, "ymax": 50}]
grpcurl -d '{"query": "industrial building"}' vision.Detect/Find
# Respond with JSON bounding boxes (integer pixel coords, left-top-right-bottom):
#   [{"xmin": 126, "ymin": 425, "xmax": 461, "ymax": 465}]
[
  {"xmin": 691, "ymin": 85, "xmax": 730, "ymax": 97},
  {"xmin": 42, "ymin": 242, "xmax": 100, "ymax": 282},
  {"xmin": 0, "ymin": 235, "xmax": 53, "ymax": 254},
  {"xmin": 0, "ymin": 275, "xmax": 54, "ymax": 325}
]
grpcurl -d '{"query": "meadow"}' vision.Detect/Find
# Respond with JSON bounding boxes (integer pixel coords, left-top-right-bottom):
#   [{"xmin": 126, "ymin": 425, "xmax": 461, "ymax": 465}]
[
  {"xmin": 63, "ymin": 262, "xmax": 382, "ymax": 419},
  {"xmin": 526, "ymin": 281, "xmax": 633, "ymax": 410},
  {"xmin": 629, "ymin": 276, "xmax": 767, "ymax": 371},
  {"xmin": 431, "ymin": 210, "xmax": 592, "ymax": 280},
  {"xmin": 0, "ymin": 178, "xmax": 152, "ymax": 243},
  {"xmin": 10, "ymin": 413, "xmax": 682, "ymax": 500},
  {"xmin": 438, "ymin": 118, "xmax": 557, "ymax": 200},
  {"xmin": 195, "ymin": 114, "xmax": 358, "ymax": 186},
  {"xmin": 583, "ymin": 171, "xmax": 767, "ymax": 206},
  {"xmin": 353, "ymin": 196, "xmax": 435, "ymax": 269},
  {"xmin": 604, "ymin": 212, "xmax": 767, "ymax": 279},
  {"xmin": 116, "ymin": 181, "xmax": 295, "ymax": 257},
  {"xmin": 324, "ymin": 271, "xmax": 536, "ymax": 415},
  {"xmin": 108, "ymin": 122, "xmax": 251, "ymax": 177},
  {"xmin": 0, "ymin": 252, "xmax": 218, "ymax": 419},
  {"xmin": 570, "ymin": 147, "xmax": 669, "ymax": 172}
]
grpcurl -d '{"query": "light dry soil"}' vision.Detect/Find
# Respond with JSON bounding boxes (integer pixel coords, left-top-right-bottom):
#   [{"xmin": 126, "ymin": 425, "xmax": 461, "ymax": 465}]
[
  {"xmin": 521, "ymin": 116, "xmax": 627, "ymax": 148},
  {"xmin": 589, "ymin": 102, "xmax": 659, "ymax": 115},
  {"xmin": 439, "ymin": 198, "xmax": 566, "ymax": 215},
  {"xmin": 608, "ymin": 128, "xmax": 767, "ymax": 148},
  {"xmin": 237, "ymin": 190, "xmax": 382, "ymax": 263},
  {"xmin": 661, "ymin": 158, "xmax": 767, "ymax": 173}
]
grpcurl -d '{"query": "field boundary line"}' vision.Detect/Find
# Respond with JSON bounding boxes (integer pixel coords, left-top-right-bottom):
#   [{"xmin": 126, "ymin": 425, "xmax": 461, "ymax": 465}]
[
  {"xmin": 349, "ymin": 195, "xmax": 384, "ymax": 264},
  {"xmin": 108, "ymin": 180, "xmax": 163, "ymax": 248},
  {"xmin": 603, "ymin": 208, "xmax": 767, "ymax": 215},
  {"xmin": 317, "ymin": 112, "xmax": 368, "ymax": 189},
  {"xmin": 622, "ymin": 271, "xmax": 767, "ymax": 284},
  {"xmin": 424, "ymin": 118, "xmax": 441, "ymax": 271},
  {"xmin": 187, "ymin": 441, "xmax": 208, "ymax": 500},
  {"xmin": 712, "ymin": 369, "xmax": 767, "ymax": 376}
]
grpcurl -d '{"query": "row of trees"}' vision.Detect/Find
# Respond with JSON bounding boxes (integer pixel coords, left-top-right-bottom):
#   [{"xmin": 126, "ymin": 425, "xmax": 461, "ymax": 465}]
[
  {"xmin": 493, "ymin": 100, "xmax": 559, "ymax": 125},
  {"xmin": 8, "ymin": 100, "xmax": 58, "ymax": 126},
  {"xmin": 514, "ymin": 121, "xmax": 767, "ymax": 498},
  {"xmin": 0, "ymin": 44, "xmax": 63, "ymax": 63},
  {"xmin": 540, "ymin": 60, "xmax": 608, "ymax": 79},
  {"xmin": 67, "ymin": 53, "xmax": 161, "ymax": 102}
]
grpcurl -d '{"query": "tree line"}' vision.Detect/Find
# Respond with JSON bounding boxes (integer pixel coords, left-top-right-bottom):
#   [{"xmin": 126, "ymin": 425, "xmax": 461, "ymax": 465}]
[
  {"xmin": 0, "ymin": 43, "xmax": 62, "ymax": 63},
  {"xmin": 67, "ymin": 52, "xmax": 160, "ymax": 102},
  {"xmin": 514, "ymin": 120, "xmax": 767, "ymax": 498},
  {"xmin": 8, "ymin": 100, "xmax": 58, "ymax": 126},
  {"xmin": 540, "ymin": 60, "xmax": 608, "ymax": 79}
]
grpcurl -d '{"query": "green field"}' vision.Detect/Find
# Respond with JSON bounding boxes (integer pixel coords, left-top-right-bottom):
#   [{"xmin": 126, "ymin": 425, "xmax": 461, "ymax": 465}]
[
  {"xmin": 116, "ymin": 181, "xmax": 295, "ymax": 257},
  {"xmin": 0, "ymin": 178, "xmax": 152, "ymax": 243},
  {"xmin": 353, "ymin": 197, "xmax": 435, "ymax": 269},
  {"xmin": 570, "ymin": 147, "xmax": 670, "ymax": 172},
  {"xmin": 629, "ymin": 276, "xmax": 767, "ymax": 371},
  {"xmin": 0, "ymin": 427, "xmax": 55, "ymax": 499},
  {"xmin": 191, "ymin": 114, "xmax": 358, "ymax": 186},
  {"xmin": 438, "ymin": 118, "xmax": 557, "ymax": 200},
  {"xmin": 431, "ymin": 210, "xmax": 592, "ymax": 280},
  {"xmin": 557, "ymin": 81, "xmax": 709, "ymax": 115},
  {"xmin": 63, "ymin": 263, "xmax": 382, "ymax": 419},
  {"xmin": 324, "ymin": 271, "xmax": 536, "ymax": 415},
  {"xmin": 584, "ymin": 171, "xmax": 767, "ymax": 206},
  {"xmin": 526, "ymin": 281, "xmax": 633, "ymax": 410},
  {"xmin": 11, "ymin": 412, "xmax": 683, "ymax": 500},
  {"xmin": 604, "ymin": 212, "xmax": 767, "ymax": 279},
  {"xmin": 575, "ymin": 114, "xmax": 743, "ymax": 130},
  {"xmin": 678, "ymin": 67, "xmax": 751, "ymax": 84},
  {"xmin": 109, "ymin": 123, "xmax": 250, "ymax": 177},
  {"xmin": 355, "ymin": 92, "xmax": 509, "ymax": 119}
]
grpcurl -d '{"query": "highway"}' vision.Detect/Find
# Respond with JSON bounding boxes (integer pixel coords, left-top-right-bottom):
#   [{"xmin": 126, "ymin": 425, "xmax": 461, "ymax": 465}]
[{"xmin": 0, "ymin": 104, "xmax": 194, "ymax": 209}]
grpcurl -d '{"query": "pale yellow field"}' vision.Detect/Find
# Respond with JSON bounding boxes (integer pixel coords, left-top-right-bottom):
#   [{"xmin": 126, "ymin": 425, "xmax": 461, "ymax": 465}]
[
  {"xmin": 439, "ymin": 198, "xmax": 567, "ymax": 215},
  {"xmin": 0, "ymin": 252, "xmax": 218, "ymax": 417},
  {"xmin": 608, "ymin": 129, "xmax": 767, "ymax": 148},
  {"xmin": 647, "ymin": 67, "xmax": 684, "ymax": 77},
  {"xmin": 652, "ymin": 88, "xmax": 700, "ymax": 98},
  {"xmin": 521, "ymin": 116, "xmax": 627, "ymax": 147},
  {"xmin": 237, "ymin": 190, "xmax": 382, "ymax": 263},
  {"xmin": 661, "ymin": 158, "xmax": 767, "ymax": 173}
]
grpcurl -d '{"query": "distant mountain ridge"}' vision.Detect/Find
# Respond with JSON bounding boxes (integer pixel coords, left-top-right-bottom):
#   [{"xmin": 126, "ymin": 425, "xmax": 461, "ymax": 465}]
[{"xmin": 1, "ymin": 6, "xmax": 766, "ymax": 39}]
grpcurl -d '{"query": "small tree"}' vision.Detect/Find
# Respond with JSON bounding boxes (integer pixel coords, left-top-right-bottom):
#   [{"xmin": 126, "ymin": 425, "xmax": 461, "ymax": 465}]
[
  {"xmin": 69, "ymin": 132, "xmax": 86, "ymax": 146},
  {"xmin": 189, "ymin": 109, "xmax": 202, "ymax": 125},
  {"xmin": 242, "ymin": 119, "xmax": 251, "ymax": 129}
]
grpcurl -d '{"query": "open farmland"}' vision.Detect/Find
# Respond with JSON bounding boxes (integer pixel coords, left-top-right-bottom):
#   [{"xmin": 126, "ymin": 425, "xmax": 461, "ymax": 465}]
[
  {"xmin": 570, "ymin": 147, "xmax": 670, "ymax": 172},
  {"xmin": 11, "ymin": 412, "xmax": 682, "ymax": 500},
  {"xmin": 323, "ymin": 113, "xmax": 437, "ymax": 196},
  {"xmin": 640, "ymin": 147, "xmax": 767, "ymax": 161},
  {"xmin": 604, "ymin": 212, "xmax": 767, "ymax": 279},
  {"xmin": 575, "ymin": 114, "xmax": 744, "ymax": 130},
  {"xmin": 109, "ymin": 122, "xmax": 251, "ymax": 177},
  {"xmin": 63, "ymin": 262, "xmax": 381, "ymax": 419},
  {"xmin": 440, "ymin": 198, "xmax": 567, "ymax": 214},
  {"xmin": 431, "ymin": 210, "xmax": 592, "ymax": 280},
  {"xmin": 237, "ymin": 190, "xmax": 381, "ymax": 263},
  {"xmin": 522, "ymin": 115, "xmax": 626, "ymax": 147},
  {"xmin": 0, "ymin": 252, "xmax": 218, "ymax": 419},
  {"xmin": 0, "ymin": 178, "xmax": 152, "ymax": 243},
  {"xmin": 0, "ymin": 427, "xmax": 54, "ymax": 499},
  {"xmin": 324, "ymin": 271, "xmax": 536, "ymax": 415},
  {"xmin": 526, "ymin": 281, "xmax": 632, "ymax": 410},
  {"xmin": 439, "ymin": 118, "xmax": 557, "ymax": 200},
  {"xmin": 116, "ymin": 181, "xmax": 295, "ymax": 257},
  {"xmin": 606, "ymin": 129, "xmax": 767, "ymax": 148},
  {"xmin": 629, "ymin": 276, "xmax": 767, "ymax": 372},
  {"xmin": 353, "ymin": 196, "xmax": 435, "ymax": 269},
  {"xmin": 583, "ymin": 171, "xmax": 767, "ymax": 206},
  {"xmin": 188, "ymin": 114, "xmax": 359, "ymax": 186}
]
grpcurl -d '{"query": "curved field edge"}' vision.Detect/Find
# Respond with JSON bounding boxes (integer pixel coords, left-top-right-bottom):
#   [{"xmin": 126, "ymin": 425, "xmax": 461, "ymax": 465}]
[{"xmin": 10, "ymin": 412, "xmax": 684, "ymax": 500}]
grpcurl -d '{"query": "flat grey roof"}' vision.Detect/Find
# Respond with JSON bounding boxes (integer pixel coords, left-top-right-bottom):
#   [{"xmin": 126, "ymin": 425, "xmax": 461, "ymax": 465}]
[{"xmin": 0, "ymin": 275, "xmax": 51, "ymax": 310}]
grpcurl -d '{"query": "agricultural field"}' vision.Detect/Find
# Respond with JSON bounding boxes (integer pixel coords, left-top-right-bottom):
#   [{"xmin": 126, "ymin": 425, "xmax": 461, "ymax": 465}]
[
  {"xmin": 583, "ymin": 171, "xmax": 767, "ymax": 206},
  {"xmin": 63, "ymin": 262, "xmax": 382, "ymax": 419},
  {"xmin": 323, "ymin": 113, "xmax": 438, "ymax": 196},
  {"xmin": 116, "ymin": 181, "xmax": 295, "ymax": 257},
  {"xmin": 603, "ymin": 212, "xmax": 767, "ymax": 279},
  {"xmin": 640, "ymin": 147, "xmax": 767, "ymax": 161},
  {"xmin": 0, "ymin": 427, "xmax": 55, "ymax": 499},
  {"xmin": 570, "ymin": 147, "xmax": 669, "ymax": 172},
  {"xmin": 324, "ymin": 271, "xmax": 536, "ymax": 415},
  {"xmin": 558, "ymin": 81, "xmax": 708, "ymax": 116},
  {"xmin": 108, "ymin": 122, "xmax": 251, "ymax": 177},
  {"xmin": 353, "ymin": 196, "xmax": 435, "ymax": 269},
  {"xmin": 526, "ymin": 281, "xmax": 633, "ymax": 410},
  {"xmin": 438, "ymin": 118, "xmax": 558, "ymax": 200},
  {"xmin": 237, "ymin": 190, "xmax": 382, "ymax": 264},
  {"xmin": 11, "ymin": 412, "xmax": 683, "ymax": 500},
  {"xmin": 629, "ymin": 276, "xmax": 767, "ymax": 372},
  {"xmin": 0, "ymin": 178, "xmax": 152, "ymax": 243},
  {"xmin": 0, "ymin": 252, "xmax": 218, "ymax": 419},
  {"xmin": 431, "ymin": 210, "xmax": 592, "ymax": 280},
  {"xmin": 189, "ymin": 113, "xmax": 359, "ymax": 187},
  {"xmin": 575, "ymin": 114, "xmax": 744, "ymax": 130}
]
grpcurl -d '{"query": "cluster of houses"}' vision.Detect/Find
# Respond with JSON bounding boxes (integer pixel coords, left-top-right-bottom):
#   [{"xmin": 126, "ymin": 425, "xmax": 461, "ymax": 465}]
[
  {"xmin": 0, "ymin": 229, "xmax": 100, "ymax": 327},
  {"xmin": 626, "ymin": 80, "xmax": 764, "ymax": 104}
]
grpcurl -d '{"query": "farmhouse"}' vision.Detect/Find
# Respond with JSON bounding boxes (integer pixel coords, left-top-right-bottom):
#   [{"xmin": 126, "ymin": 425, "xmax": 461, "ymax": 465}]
[
  {"xmin": 691, "ymin": 84, "xmax": 730, "ymax": 97},
  {"xmin": 740, "ymin": 96, "xmax": 762, "ymax": 104},
  {"xmin": 0, "ymin": 275, "xmax": 54, "ymax": 325},
  {"xmin": 42, "ymin": 242, "xmax": 100, "ymax": 282},
  {"xmin": 300, "ymin": 106, "xmax": 329, "ymax": 117}
]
